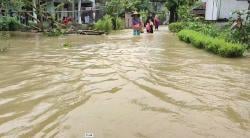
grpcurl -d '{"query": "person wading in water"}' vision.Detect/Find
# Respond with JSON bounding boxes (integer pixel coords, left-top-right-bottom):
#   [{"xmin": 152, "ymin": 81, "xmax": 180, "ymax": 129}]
[
  {"xmin": 154, "ymin": 15, "xmax": 160, "ymax": 30},
  {"xmin": 132, "ymin": 11, "xmax": 142, "ymax": 36}
]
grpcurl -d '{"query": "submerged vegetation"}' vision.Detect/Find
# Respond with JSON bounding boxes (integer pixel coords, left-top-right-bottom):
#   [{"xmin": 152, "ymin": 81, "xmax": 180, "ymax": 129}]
[{"xmin": 63, "ymin": 42, "xmax": 73, "ymax": 48}]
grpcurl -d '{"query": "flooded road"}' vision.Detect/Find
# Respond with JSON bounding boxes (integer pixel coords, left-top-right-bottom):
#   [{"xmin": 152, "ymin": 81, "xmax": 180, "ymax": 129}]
[{"xmin": 0, "ymin": 27, "xmax": 250, "ymax": 138}]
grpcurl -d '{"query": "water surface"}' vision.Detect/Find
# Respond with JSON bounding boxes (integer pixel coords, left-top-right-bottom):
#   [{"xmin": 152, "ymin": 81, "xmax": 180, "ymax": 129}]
[{"xmin": 0, "ymin": 27, "xmax": 249, "ymax": 138}]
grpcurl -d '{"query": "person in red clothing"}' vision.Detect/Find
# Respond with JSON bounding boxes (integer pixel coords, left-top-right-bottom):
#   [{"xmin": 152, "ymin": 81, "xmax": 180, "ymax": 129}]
[
  {"xmin": 154, "ymin": 15, "xmax": 160, "ymax": 30},
  {"xmin": 132, "ymin": 11, "xmax": 142, "ymax": 36},
  {"xmin": 63, "ymin": 17, "xmax": 70, "ymax": 25}
]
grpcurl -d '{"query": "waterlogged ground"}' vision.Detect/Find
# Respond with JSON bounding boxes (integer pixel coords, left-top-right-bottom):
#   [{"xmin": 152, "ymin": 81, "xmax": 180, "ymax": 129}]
[{"xmin": 0, "ymin": 27, "xmax": 250, "ymax": 138}]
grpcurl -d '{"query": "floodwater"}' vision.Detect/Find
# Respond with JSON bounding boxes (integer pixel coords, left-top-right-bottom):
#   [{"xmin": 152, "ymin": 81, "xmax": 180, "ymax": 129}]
[{"xmin": 0, "ymin": 27, "xmax": 249, "ymax": 138}]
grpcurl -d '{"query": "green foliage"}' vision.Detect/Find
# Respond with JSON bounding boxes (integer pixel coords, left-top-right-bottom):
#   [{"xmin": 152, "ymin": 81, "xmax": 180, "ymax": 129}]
[
  {"xmin": 43, "ymin": 22, "xmax": 51, "ymax": 30},
  {"xmin": 169, "ymin": 22, "xmax": 220, "ymax": 37},
  {"xmin": 1, "ymin": 0, "xmax": 24, "ymax": 12},
  {"xmin": 46, "ymin": 28, "xmax": 65, "ymax": 37},
  {"xmin": 63, "ymin": 42, "xmax": 72, "ymax": 47},
  {"xmin": 177, "ymin": 5, "xmax": 193, "ymax": 22},
  {"xmin": 225, "ymin": 10, "xmax": 250, "ymax": 48},
  {"xmin": 189, "ymin": 33, "xmax": 205, "ymax": 49},
  {"xmin": 178, "ymin": 30, "xmax": 246, "ymax": 57},
  {"xmin": 0, "ymin": 16, "xmax": 21, "ymax": 31},
  {"xmin": 114, "ymin": 17, "xmax": 125, "ymax": 30},
  {"xmin": 94, "ymin": 15, "xmax": 113, "ymax": 34},
  {"xmin": 186, "ymin": 22, "xmax": 220, "ymax": 37},
  {"xmin": 105, "ymin": 0, "xmax": 153, "ymax": 15},
  {"xmin": 168, "ymin": 22, "xmax": 186, "ymax": 33},
  {"xmin": 166, "ymin": 0, "xmax": 199, "ymax": 22},
  {"xmin": 105, "ymin": 0, "xmax": 125, "ymax": 15}
]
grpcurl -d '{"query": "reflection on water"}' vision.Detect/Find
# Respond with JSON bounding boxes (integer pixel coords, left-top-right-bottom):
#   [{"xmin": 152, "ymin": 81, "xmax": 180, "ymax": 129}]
[{"xmin": 0, "ymin": 27, "xmax": 249, "ymax": 138}]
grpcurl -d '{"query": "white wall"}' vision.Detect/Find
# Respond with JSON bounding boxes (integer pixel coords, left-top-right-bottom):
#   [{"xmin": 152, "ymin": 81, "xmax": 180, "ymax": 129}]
[
  {"xmin": 219, "ymin": 0, "xmax": 248, "ymax": 19},
  {"xmin": 205, "ymin": 0, "xmax": 220, "ymax": 20}
]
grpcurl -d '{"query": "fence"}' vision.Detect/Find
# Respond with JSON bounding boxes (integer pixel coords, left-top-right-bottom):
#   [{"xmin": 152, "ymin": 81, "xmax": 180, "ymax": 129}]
[{"xmin": 0, "ymin": 7, "xmax": 106, "ymax": 25}]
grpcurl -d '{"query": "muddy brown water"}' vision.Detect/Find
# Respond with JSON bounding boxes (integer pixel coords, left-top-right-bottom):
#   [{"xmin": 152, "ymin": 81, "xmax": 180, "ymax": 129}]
[{"xmin": 0, "ymin": 27, "xmax": 249, "ymax": 138}]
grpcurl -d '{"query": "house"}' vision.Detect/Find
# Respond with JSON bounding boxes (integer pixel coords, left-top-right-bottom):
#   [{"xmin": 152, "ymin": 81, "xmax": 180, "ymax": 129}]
[
  {"xmin": 202, "ymin": 0, "xmax": 249, "ymax": 21},
  {"xmin": 32, "ymin": 0, "xmax": 99, "ymax": 24}
]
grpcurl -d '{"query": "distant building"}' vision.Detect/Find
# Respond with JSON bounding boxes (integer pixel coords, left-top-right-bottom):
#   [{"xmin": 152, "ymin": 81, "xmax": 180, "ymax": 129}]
[
  {"xmin": 202, "ymin": 0, "xmax": 249, "ymax": 21},
  {"xmin": 32, "ymin": 0, "xmax": 101, "ymax": 24}
]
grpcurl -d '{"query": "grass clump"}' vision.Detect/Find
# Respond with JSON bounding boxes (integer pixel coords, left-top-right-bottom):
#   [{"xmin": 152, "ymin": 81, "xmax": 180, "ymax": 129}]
[{"xmin": 177, "ymin": 30, "xmax": 246, "ymax": 57}]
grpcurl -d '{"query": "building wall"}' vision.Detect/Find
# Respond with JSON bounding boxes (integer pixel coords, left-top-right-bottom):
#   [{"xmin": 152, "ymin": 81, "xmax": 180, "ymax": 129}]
[
  {"xmin": 219, "ymin": 0, "xmax": 248, "ymax": 19},
  {"xmin": 205, "ymin": 0, "xmax": 220, "ymax": 20},
  {"xmin": 125, "ymin": 12, "xmax": 133, "ymax": 29},
  {"xmin": 204, "ymin": 0, "xmax": 248, "ymax": 20}
]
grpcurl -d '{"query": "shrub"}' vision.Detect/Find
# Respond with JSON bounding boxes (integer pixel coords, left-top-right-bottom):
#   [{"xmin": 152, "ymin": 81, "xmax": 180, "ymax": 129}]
[
  {"xmin": 115, "ymin": 17, "xmax": 125, "ymax": 30},
  {"xmin": 43, "ymin": 22, "xmax": 50, "ymax": 30},
  {"xmin": 190, "ymin": 34, "xmax": 205, "ymax": 48},
  {"xmin": 169, "ymin": 21, "xmax": 220, "ymax": 37},
  {"xmin": 186, "ymin": 22, "xmax": 219, "ymax": 37},
  {"xmin": 95, "ymin": 15, "xmax": 113, "ymax": 33},
  {"xmin": 168, "ymin": 22, "xmax": 186, "ymax": 33},
  {"xmin": 0, "ymin": 16, "xmax": 21, "ymax": 31},
  {"xmin": 218, "ymin": 43, "xmax": 245, "ymax": 57},
  {"xmin": 205, "ymin": 39, "xmax": 224, "ymax": 54},
  {"xmin": 177, "ymin": 30, "xmax": 246, "ymax": 57},
  {"xmin": 178, "ymin": 5, "xmax": 194, "ymax": 22}
]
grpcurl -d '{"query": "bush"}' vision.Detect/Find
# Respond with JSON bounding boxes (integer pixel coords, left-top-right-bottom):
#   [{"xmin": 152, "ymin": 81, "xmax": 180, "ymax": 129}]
[
  {"xmin": 178, "ymin": 5, "xmax": 195, "ymax": 22},
  {"xmin": 115, "ymin": 17, "xmax": 125, "ymax": 30},
  {"xmin": 168, "ymin": 22, "xmax": 186, "ymax": 33},
  {"xmin": 190, "ymin": 33, "xmax": 205, "ymax": 48},
  {"xmin": 94, "ymin": 15, "xmax": 113, "ymax": 33},
  {"xmin": 218, "ymin": 43, "xmax": 246, "ymax": 57},
  {"xmin": 205, "ymin": 39, "xmax": 224, "ymax": 54},
  {"xmin": 0, "ymin": 16, "xmax": 21, "ymax": 31},
  {"xmin": 185, "ymin": 22, "xmax": 220, "ymax": 37},
  {"xmin": 169, "ymin": 21, "xmax": 220, "ymax": 37},
  {"xmin": 177, "ymin": 30, "xmax": 246, "ymax": 57}
]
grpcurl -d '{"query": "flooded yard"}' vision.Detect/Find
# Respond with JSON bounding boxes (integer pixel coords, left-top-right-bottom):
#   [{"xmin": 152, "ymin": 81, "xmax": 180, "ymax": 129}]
[{"xmin": 0, "ymin": 27, "xmax": 249, "ymax": 138}]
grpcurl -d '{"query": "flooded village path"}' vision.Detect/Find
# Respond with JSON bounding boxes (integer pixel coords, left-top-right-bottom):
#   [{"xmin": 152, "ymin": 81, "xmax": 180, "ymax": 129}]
[{"xmin": 0, "ymin": 27, "xmax": 250, "ymax": 138}]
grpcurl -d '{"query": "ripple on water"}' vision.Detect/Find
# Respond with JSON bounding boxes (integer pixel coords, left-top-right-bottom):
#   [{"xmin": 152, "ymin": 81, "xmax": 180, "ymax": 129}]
[{"xmin": 0, "ymin": 27, "xmax": 249, "ymax": 137}]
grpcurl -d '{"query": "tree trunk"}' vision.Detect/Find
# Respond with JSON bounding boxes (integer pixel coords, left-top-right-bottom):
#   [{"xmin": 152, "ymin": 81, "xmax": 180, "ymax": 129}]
[
  {"xmin": 169, "ymin": 7, "xmax": 177, "ymax": 23},
  {"xmin": 169, "ymin": 8, "xmax": 175, "ymax": 23}
]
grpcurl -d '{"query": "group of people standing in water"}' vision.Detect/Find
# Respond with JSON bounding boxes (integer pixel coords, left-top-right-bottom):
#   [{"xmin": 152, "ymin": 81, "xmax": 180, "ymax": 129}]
[{"xmin": 132, "ymin": 11, "xmax": 160, "ymax": 36}]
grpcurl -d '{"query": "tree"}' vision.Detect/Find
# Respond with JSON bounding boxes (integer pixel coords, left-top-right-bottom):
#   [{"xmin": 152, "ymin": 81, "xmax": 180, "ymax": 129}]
[
  {"xmin": 105, "ymin": 0, "xmax": 153, "ymax": 14},
  {"xmin": 1, "ymin": 0, "xmax": 24, "ymax": 16},
  {"xmin": 165, "ymin": 0, "xmax": 198, "ymax": 23}
]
